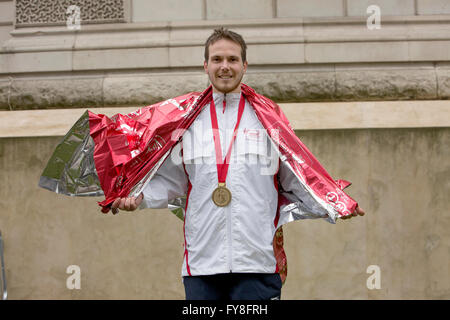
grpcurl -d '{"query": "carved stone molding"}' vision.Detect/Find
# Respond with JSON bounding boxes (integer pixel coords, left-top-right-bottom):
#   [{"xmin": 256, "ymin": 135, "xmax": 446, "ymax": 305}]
[{"xmin": 15, "ymin": 0, "xmax": 125, "ymax": 26}]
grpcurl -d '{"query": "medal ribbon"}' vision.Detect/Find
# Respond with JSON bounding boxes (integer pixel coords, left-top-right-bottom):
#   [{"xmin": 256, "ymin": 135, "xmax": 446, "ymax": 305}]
[{"xmin": 210, "ymin": 94, "xmax": 245, "ymax": 184}]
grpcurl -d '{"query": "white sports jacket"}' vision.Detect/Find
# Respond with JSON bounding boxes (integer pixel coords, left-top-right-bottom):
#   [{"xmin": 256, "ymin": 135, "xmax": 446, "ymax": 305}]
[{"xmin": 140, "ymin": 92, "xmax": 297, "ymax": 277}]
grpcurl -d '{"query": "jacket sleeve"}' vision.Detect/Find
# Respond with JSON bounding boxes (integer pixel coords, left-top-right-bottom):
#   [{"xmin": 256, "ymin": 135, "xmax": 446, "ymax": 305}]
[{"xmin": 140, "ymin": 142, "xmax": 188, "ymax": 209}]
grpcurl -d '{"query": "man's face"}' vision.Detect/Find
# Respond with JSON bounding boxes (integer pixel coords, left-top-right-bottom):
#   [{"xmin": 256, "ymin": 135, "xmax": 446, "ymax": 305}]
[{"xmin": 204, "ymin": 39, "xmax": 248, "ymax": 94}]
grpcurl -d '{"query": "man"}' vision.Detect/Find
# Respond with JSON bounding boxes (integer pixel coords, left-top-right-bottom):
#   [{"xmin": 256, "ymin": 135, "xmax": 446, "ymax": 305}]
[{"xmin": 110, "ymin": 28, "xmax": 365, "ymax": 300}]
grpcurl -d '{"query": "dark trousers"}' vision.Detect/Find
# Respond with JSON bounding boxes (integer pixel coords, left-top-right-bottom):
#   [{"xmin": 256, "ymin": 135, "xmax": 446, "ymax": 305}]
[{"xmin": 183, "ymin": 273, "xmax": 282, "ymax": 300}]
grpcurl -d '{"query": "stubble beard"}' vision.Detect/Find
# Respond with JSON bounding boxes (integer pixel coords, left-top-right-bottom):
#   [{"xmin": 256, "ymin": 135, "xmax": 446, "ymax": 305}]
[{"xmin": 211, "ymin": 71, "xmax": 244, "ymax": 94}]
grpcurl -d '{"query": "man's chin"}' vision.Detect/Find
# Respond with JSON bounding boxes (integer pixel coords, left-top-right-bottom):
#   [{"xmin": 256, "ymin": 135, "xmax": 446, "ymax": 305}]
[{"xmin": 212, "ymin": 82, "xmax": 241, "ymax": 94}]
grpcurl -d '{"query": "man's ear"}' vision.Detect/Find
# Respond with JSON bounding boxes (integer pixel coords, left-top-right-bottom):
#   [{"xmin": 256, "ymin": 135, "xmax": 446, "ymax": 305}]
[
  {"xmin": 204, "ymin": 61, "xmax": 208, "ymax": 74},
  {"xmin": 243, "ymin": 60, "xmax": 248, "ymax": 73}
]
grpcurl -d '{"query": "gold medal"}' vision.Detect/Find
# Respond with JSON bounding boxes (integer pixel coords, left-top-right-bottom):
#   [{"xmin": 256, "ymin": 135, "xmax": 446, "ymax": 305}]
[{"xmin": 212, "ymin": 183, "xmax": 232, "ymax": 207}]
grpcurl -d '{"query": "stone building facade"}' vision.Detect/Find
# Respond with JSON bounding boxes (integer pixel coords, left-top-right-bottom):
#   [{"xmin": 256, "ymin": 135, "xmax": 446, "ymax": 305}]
[{"xmin": 0, "ymin": 0, "xmax": 449, "ymax": 299}]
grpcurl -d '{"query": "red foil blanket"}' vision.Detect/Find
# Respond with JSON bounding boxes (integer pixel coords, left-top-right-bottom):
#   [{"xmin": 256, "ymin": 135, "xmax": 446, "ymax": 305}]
[
  {"xmin": 89, "ymin": 84, "xmax": 357, "ymax": 220},
  {"xmin": 41, "ymin": 83, "xmax": 359, "ymax": 285}
]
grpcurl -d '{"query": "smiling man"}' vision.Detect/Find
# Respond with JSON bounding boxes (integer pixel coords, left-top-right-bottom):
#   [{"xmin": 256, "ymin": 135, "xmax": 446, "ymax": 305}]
[{"xmin": 110, "ymin": 27, "xmax": 365, "ymax": 300}]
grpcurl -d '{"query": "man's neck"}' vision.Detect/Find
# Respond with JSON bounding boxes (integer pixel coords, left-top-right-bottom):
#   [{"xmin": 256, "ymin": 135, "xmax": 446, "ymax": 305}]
[
  {"xmin": 212, "ymin": 85, "xmax": 242, "ymax": 95},
  {"xmin": 212, "ymin": 86, "xmax": 242, "ymax": 113}
]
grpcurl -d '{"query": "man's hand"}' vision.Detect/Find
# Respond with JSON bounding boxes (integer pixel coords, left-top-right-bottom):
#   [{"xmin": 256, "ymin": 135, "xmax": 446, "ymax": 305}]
[
  {"xmin": 341, "ymin": 205, "xmax": 365, "ymax": 220},
  {"xmin": 109, "ymin": 193, "xmax": 144, "ymax": 214}
]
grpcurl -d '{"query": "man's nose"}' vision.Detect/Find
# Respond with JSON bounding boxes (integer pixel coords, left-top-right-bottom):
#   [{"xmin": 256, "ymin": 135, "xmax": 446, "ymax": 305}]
[{"xmin": 220, "ymin": 60, "xmax": 230, "ymax": 70}]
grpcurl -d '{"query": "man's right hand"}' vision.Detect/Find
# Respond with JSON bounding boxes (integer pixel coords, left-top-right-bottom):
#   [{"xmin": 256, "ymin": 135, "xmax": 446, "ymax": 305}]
[{"xmin": 109, "ymin": 193, "xmax": 144, "ymax": 214}]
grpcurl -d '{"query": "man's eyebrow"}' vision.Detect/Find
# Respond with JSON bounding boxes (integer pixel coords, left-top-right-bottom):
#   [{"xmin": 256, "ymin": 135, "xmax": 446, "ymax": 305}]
[{"xmin": 210, "ymin": 55, "xmax": 240, "ymax": 59}]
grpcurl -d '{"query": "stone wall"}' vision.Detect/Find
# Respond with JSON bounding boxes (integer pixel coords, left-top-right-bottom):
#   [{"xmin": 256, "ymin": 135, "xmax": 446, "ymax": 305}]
[
  {"xmin": 0, "ymin": 0, "xmax": 14, "ymax": 44},
  {"xmin": 132, "ymin": 0, "xmax": 450, "ymax": 21},
  {"xmin": 1, "ymin": 17, "xmax": 450, "ymax": 109},
  {"xmin": 1, "ymin": 1, "xmax": 450, "ymax": 109},
  {"xmin": 2, "ymin": 64, "xmax": 449, "ymax": 111},
  {"xmin": 0, "ymin": 128, "xmax": 448, "ymax": 299},
  {"xmin": 0, "ymin": 0, "xmax": 449, "ymax": 300}
]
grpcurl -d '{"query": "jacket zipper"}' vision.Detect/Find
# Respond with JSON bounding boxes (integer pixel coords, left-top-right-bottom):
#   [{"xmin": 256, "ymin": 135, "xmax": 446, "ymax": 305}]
[{"xmin": 223, "ymin": 93, "xmax": 233, "ymax": 272}]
